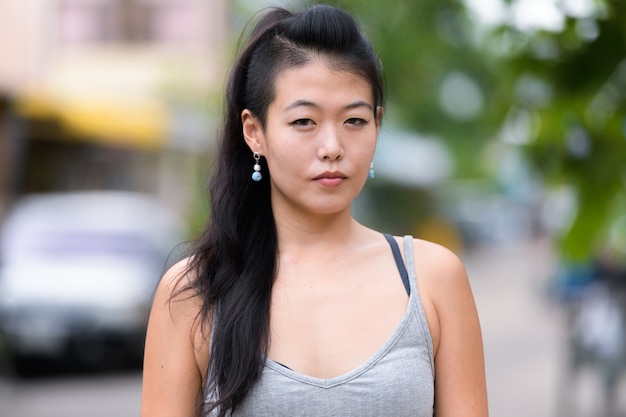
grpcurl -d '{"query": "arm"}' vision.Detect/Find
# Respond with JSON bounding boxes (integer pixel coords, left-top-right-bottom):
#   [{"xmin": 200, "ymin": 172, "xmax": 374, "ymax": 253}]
[
  {"xmin": 415, "ymin": 241, "xmax": 488, "ymax": 417},
  {"xmin": 141, "ymin": 259, "xmax": 208, "ymax": 417}
]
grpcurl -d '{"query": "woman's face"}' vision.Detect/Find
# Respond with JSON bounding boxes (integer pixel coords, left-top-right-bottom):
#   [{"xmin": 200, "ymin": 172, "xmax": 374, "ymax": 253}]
[{"xmin": 243, "ymin": 59, "xmax": 380, "ymax": 218}]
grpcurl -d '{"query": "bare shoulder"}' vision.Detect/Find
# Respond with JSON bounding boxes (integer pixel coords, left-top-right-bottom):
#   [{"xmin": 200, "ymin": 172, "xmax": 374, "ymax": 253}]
[
  {"xmin": 156, "ymin": 257, "xmax": 197, "ymax": 302},
  {"xmin": 141, "ymin": 258, "xmax": 208, "ymax": 417},
  {"xmin": 152, "ymin": 257, "xmax": 210, "ymax": 353},
  {"xmin": 409, "ymin": 238, "xmax": 488, "ymax": 417},
  {"xmin": 408, "ymin": 238, "xmax": 476, "ymax": 353},
  {"xmin": 151, "ymin": 258, "xmax": 201, "ymax": 325},
  {"xmin": 410, "ymin": 238, "xmax": 468, "ymax": 288},
  {"xmin": 410, "ymin": 237, "xmax": 475, "ymax": 315}
]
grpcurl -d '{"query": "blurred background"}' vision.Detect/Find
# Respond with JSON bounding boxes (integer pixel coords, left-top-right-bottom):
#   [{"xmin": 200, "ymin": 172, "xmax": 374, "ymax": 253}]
[{"xmin": 0, "ymin": 0, "xmax": 624, "ymax": 416}]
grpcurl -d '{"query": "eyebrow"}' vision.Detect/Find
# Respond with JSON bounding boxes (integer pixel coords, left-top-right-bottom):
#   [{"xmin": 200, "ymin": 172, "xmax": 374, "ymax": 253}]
[{"xmin": 284, "ymin": 99, "xmax": 373, "ymax": 112}]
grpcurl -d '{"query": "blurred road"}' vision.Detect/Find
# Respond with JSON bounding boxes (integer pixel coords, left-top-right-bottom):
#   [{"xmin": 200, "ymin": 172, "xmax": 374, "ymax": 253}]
[
  {"xmin": 466, "ymin": 238, "xmax": 626, "ymax": 417},
  {"xmin": 1, "ymin": 238, "xmax": 623, "ymax": 417},
  {"xmin": 0, "ymin": 372, "xmax": 141, "ymax": 417},
  {"xmin": 465, "ymin": 238, "xmax": 564, "ymax": 417}
]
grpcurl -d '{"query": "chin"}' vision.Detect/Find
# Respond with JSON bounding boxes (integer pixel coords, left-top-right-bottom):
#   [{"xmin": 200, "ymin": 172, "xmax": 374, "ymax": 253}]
[{"xmin": 307, "ymin": 198, "xmax": 355, "ymax": 216}]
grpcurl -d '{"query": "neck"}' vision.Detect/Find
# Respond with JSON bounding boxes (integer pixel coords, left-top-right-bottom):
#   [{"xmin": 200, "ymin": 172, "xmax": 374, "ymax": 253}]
[{"xmin": 272, "ymin": 206, "xmax": 364, "ymax": 256}]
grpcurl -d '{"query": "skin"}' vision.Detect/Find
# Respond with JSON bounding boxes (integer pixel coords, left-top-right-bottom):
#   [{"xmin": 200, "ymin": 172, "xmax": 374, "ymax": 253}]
[{"xmin": 141, "ymin": 58, "xmax": 488, "ymax": 417}]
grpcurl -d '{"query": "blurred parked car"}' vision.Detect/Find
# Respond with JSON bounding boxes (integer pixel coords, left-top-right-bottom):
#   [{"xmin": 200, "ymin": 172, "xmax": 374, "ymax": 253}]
[{"xmin": 0, "ymin": 191, "xmax": 186, "ymax": 373}]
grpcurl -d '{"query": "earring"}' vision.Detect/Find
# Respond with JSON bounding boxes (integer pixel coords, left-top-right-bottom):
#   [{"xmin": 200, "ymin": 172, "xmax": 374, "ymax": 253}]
[
  {"xmin": 251, "ymin": 152, "xmax": 262, "ymax": 182},
  {"xmin": 368, "ymin": 162, "xmax": 375, "ymax": 179}
]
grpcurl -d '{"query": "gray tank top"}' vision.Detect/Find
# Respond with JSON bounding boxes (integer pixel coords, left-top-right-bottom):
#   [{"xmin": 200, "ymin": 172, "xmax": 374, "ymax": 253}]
[{"xmin": 211, "ymin": 235, "xmax": 434, "ymax": 417}]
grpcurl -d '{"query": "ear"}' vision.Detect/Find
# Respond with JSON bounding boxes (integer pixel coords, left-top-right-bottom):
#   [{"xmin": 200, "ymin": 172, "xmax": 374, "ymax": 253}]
[
  {"xmin": 375, "ymin": 106, "xmax": 384, "ymax": 127},
  {"xmin": 242, "ymin": 109, "xmax": 265, "ymax": 153}
]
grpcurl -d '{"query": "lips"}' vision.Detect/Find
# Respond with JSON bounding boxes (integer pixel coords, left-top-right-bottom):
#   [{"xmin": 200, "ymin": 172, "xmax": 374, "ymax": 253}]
[
  {"xmin": 313, "ymin": 171, "xmax": 347, "ymax": 180},
  {"xmin": 313, "ymin": 171, "xmax": 347, "ymax": 187}
]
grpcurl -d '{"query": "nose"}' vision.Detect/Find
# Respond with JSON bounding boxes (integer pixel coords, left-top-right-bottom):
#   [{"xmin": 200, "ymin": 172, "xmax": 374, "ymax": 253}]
[{"xmin": 318, "ymin": 127, "xmax": 344, "ymax": 161}]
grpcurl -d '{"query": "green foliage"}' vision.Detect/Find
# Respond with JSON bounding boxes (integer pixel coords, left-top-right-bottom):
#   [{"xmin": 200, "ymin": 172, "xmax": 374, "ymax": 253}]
[
  {"xmin": 330, "ymin": 0, "xmax": 501, "ymax": 177},
  {"xmin": 489, "ymin": 0, "xmax": 626, "ymax": 260},
  {"xmin": 326, "ymin": 0, "xmax": 625, "ymax": 260}
]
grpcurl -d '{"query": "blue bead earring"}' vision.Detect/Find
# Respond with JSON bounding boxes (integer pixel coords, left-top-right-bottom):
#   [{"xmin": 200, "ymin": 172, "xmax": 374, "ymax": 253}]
[
  {"xmin": 251, "ymin": 152, "xmax": 262, "ymax": 182},
  {"xmin": 368, "ymin": 162, "xmax": 375, "ymax": 179}
]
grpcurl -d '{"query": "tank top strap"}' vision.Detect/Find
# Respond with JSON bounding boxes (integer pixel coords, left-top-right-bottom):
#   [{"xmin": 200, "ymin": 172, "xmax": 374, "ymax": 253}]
[
  {"xmin": 402, "ymin": 235, "xmax": 418, "ymax": 294},
  {"xmin": 403, "ymin": 235, "xmax": 434, "ymax": 376},
  {"xmin": 383, "ymin": 233, "xmax": 410, "ymax": 295}
]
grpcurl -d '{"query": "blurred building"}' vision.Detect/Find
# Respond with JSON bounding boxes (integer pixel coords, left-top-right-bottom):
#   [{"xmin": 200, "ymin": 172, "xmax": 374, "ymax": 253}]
[{"xmin": 0, "ymin": 0, "xmax": 230, "ymax": 220}]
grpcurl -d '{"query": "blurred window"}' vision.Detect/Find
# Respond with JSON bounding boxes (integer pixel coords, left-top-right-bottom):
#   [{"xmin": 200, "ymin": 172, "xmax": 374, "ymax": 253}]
[{"xmin": 57, "ymin": 0, "xmax": 199, "ymax": 45}]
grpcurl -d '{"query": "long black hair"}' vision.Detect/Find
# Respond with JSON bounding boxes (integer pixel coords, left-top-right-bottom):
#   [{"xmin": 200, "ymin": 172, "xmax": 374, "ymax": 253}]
[{"xmin": 182, "ymin": 4, "xmax": 385, "ymax": 416}]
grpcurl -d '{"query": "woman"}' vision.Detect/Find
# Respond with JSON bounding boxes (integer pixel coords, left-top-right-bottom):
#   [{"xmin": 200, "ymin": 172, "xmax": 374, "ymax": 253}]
[{"xmin": 141, "ymin": 4, "xmax": 487, "ymax": 417}]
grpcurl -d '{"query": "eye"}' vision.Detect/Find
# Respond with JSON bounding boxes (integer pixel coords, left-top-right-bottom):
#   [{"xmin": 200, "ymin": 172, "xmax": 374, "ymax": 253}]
[
  {"xmin": 291, "ymin": 118, "xmax": 315, "ymax": 127},
  {"xmin": 345, "ymin": 118, "xmax": 368, "ymax": 126}
]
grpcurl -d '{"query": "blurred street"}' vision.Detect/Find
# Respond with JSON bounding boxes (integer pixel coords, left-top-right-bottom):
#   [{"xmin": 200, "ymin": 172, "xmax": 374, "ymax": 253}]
[
  {"xmin": 467, "ymin": 238, "xmax": 564, "ymax": 417},
  {"xmin": 468, "ymin": 238, "xmax": 626, "ymax": 417},
  {"xmin": 3, "ymin": 237, "xmax": 625, "ymax": 417},
  {"xmin": 0, "ymin": 1, "xmax": 623, "ymax": 416},
  {"xmin": 0, "ymin": 371, "xmax": 141, "ymax": 417}
]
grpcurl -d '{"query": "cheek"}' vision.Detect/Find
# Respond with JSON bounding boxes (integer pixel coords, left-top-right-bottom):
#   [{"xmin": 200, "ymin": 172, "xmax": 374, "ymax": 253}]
[
  {"xmin": 356, "ymin": 138, "xmax": 377, "ymax": 161},
  {"xmin": 264, "ymin": 135, "xmax": 313, "ymax": 173},
  {"xmin": 266, "ymin": 147, "xmax": 303, "ymax": 178}
]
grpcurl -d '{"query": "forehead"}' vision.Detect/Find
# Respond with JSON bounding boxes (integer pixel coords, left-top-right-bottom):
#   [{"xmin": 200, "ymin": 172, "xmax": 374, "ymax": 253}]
[{"xmin": 272, "ymin": 59, "xmax": 374, "ymax": 108}]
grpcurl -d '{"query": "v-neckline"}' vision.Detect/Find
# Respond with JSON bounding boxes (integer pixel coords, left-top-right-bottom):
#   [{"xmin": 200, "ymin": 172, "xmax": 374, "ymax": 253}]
[{"xmin": 263, "ymin": 284, "xmax": 416, "ymax": 388}]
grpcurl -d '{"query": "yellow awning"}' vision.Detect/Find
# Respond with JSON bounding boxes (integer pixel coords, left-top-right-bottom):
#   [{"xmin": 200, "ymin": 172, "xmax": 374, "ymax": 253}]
[{"xmin": 15, "ymin": 90, "xmax": 169, "ymax": 150}]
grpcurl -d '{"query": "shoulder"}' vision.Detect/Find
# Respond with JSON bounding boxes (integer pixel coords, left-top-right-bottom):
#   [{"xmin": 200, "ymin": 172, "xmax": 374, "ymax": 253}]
[
  {"xmin": 146, "ymin": 257, "xmax": 210, "ymax": 371},
  {"xmin": 151, "ymin": 257, "xmax": 205, "ymax": 338},
  {"xmin": 153, "ymin": 258, "xmax": 197, "ymax": 311},
  {"xmin": 141, "ymin": 258, "xmax": 209, "ymax": 416},
  {"xmin": 408, "ymin": 238, "xmax": 488, "ymax": 416},
  {"xmin": 408, "ymin": 238, "xmax": 476, "ymax": 351},
  {"xmin": 146, "ymin": 258, "xmax": 202, "ymax": 349},
  {"xmin": 156, "ymin": 257, "xmax": 191, "ymax": 295},
  {"xmin": 409, "ymin": 237, "xmax": 468, "ymax": 288},
  {"xmin": 378, "ymin": 232, "xmax": 467, "ymax": 285}
]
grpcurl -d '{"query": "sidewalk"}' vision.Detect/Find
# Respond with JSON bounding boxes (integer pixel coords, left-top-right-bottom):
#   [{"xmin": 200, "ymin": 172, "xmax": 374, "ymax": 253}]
[
  {"xmin": 464, "ymin": 238, "xmax": 626, "ymax": 417},
  {"xmin": 463, "ymin": 239, "xmax": 565, "ymax": 417}
]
